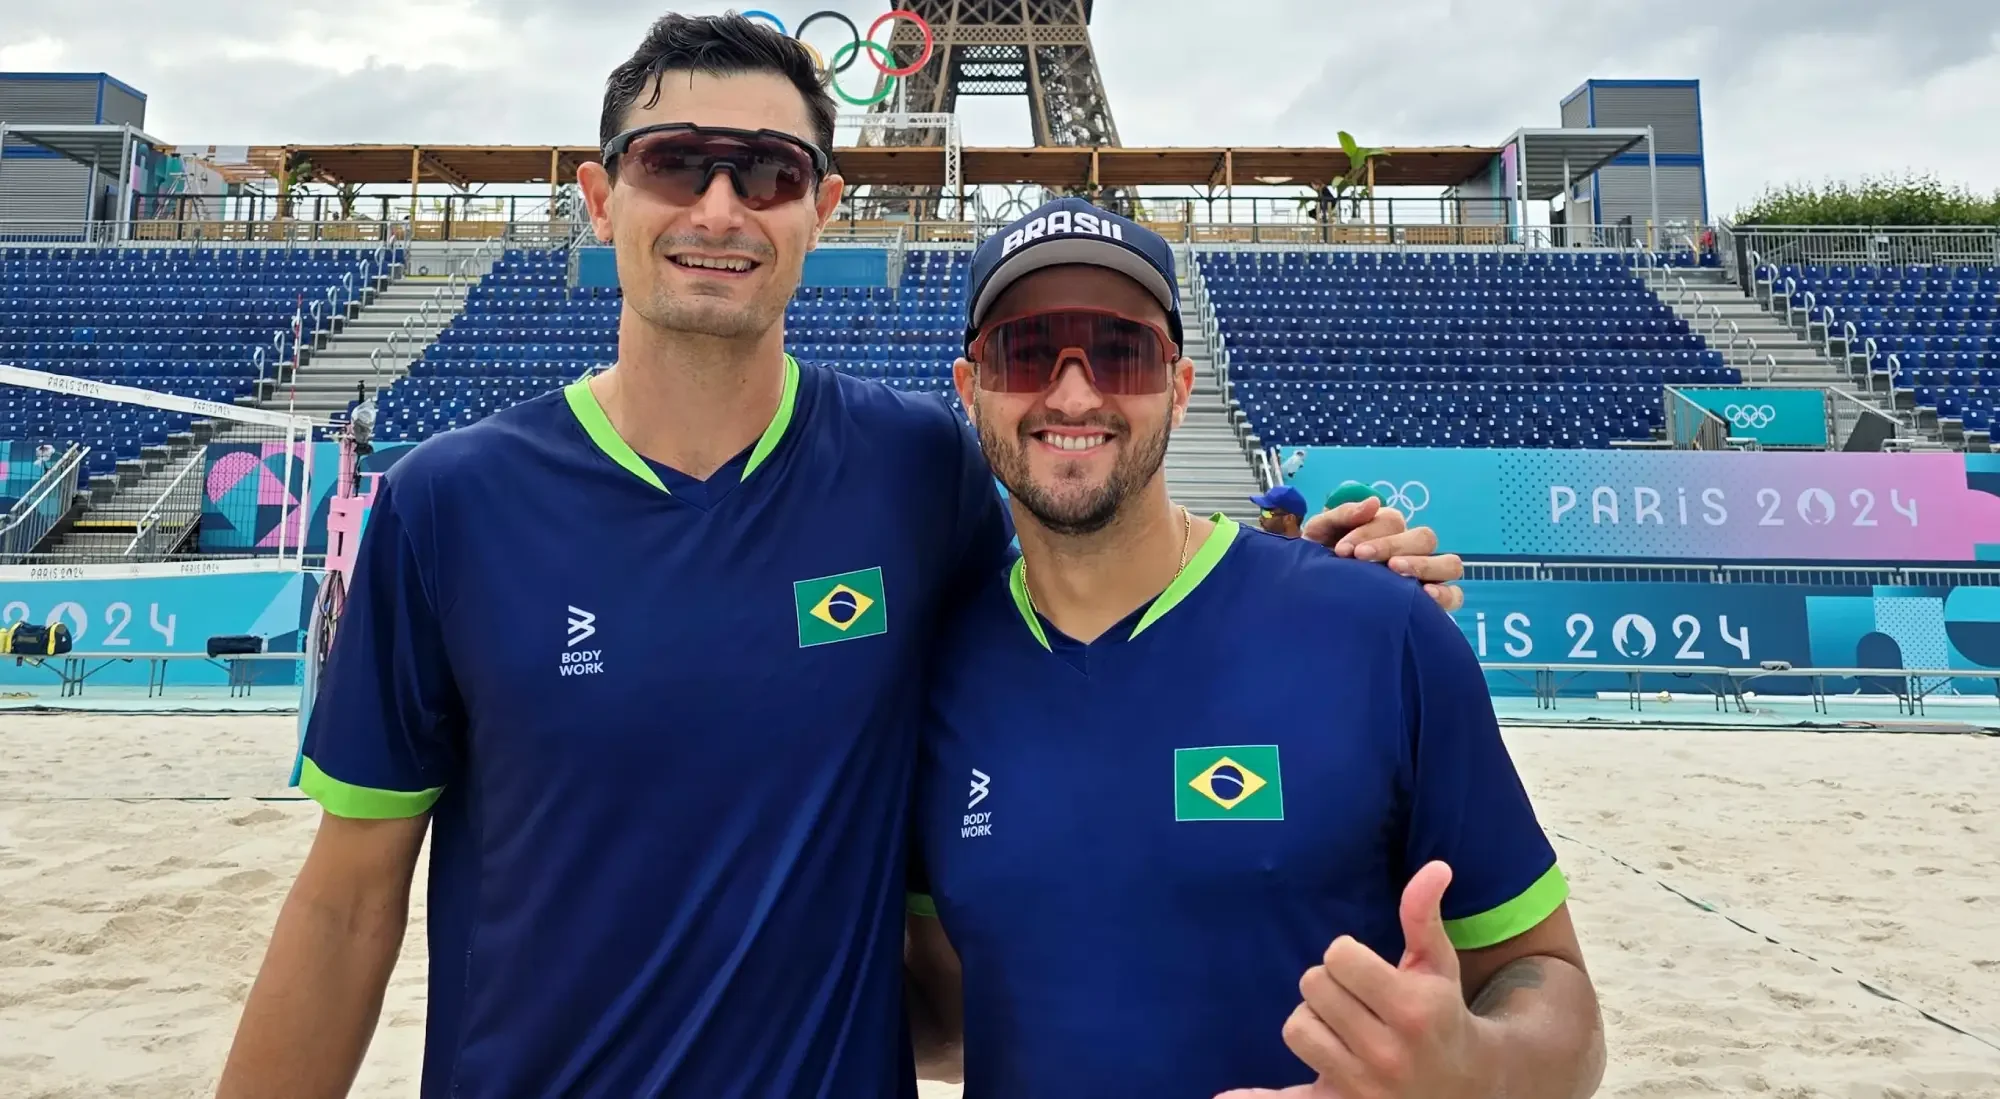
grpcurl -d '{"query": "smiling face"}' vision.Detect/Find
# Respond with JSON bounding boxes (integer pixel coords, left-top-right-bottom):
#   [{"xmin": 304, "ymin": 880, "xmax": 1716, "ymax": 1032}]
[
  {"xmin": 579, "ymin": 69, "xmax": 843, "ymax": 342},
  {"xmin": 954, "ymin": 265, "xmax": 1194, "ymax": 537}
]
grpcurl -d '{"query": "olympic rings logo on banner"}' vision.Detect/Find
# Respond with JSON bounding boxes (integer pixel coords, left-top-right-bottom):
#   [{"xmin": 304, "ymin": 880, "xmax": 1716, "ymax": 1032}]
[
  {"xmin": 1369, "ymin": 480, "xmax": 1430, "ymax": 519},
  {"xmin": 741, "ymin": 9, "xmax": 936, "ymax": 107},
  {"xmin": 1723, "ymin": 404, "xmax": 1778, "ymax": 429}
]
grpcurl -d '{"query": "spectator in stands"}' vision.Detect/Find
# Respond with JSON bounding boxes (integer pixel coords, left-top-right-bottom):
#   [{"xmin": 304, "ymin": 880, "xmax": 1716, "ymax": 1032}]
[
  {"xmin": 1251, "ymin": 483, "xmax": 1310, "ymax": 538},
  {"xmin": 33, "ymin": 443, "xmax": 56, "ymax": 473},
  {"xmin": 905, "ymin": 200, "xmax": 1604, "ymax": 1098},
  {"xmin": 216, "ymin": 17, "xmax": 1470, "ymax": 1099}
]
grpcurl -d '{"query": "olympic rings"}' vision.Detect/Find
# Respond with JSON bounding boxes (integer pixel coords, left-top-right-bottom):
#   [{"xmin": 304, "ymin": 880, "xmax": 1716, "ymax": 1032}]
[
  {"xmin": 739, "ymin": 8, "xmax": 936, "ymax": 82},
  {"xmin": 868, "ymin": 10, "xmax": 934, "ymax": 78},
  {"xmin": 827, "ymin": 41, "xmax": 900, "ymax": 106},
  {"xmin": 1723, "ymin": 403, "xmax": 1778, "ymax": 429},
  {"xmin": 795, "ymin": 10, "xmax": 860, "ymax": 75}
]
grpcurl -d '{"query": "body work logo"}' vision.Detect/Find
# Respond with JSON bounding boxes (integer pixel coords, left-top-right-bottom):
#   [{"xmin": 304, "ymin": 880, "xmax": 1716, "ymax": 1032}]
[{"xmin": 560, "ymin": 605, "xmax": 603, "ymax": 677}]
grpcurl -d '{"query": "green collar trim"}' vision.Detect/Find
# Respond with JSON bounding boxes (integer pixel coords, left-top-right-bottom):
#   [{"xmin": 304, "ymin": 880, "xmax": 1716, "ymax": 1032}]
[
  {"xmin": 562, "ymin": 354, "xmax": 801, "ymax": 494},
  {"xmin": 1008, "ymin": 513, "xmax": 1240, "ymax": 652},
  {"xmin": 1007, "ymin": 559, "xmax": 1054, "ymax": 652}
]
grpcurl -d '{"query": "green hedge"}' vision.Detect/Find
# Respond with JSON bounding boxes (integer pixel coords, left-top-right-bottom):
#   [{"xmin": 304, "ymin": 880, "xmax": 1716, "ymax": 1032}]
[{"xmin": 1734, "ymin": 174, "xmax": 2000, "ymax": 227}]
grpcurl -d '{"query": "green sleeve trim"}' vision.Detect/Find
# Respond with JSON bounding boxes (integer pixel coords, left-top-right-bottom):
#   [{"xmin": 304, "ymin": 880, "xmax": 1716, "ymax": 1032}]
[
  {"xmin": 1006, "ymin": 558, "xmax": 1053, "ymax": 651},
  {"xmin": 298, "ymin": 757, "xmax": 443, "ymax": 819},
  {"xmin": 1129, "ymin": 514, "xmax": 1239, "ymax": 639},
  {"xmin": 1443, "ymin": 863, "xmax": 1570, "ymax": 950},
  {"xmin": 907, "ymin": 892, "xmax": 938, "ymax": 917}
]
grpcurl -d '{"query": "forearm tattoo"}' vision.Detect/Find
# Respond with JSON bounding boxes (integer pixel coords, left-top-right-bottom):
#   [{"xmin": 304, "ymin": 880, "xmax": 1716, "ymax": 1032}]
[{"xmin": 1470, "ymin": 957, "xmax": 1549, "ymax": 1017}]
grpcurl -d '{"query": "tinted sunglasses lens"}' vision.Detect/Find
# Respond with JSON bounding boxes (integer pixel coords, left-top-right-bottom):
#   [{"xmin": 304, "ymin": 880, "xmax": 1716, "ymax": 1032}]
[
  {"xmin": 623, "ymin": 132, "xmax": 815, "ymax": 209},
  {"xmin": 979, "ymin": 313, "xmax": 1170, "ymax": 394}
]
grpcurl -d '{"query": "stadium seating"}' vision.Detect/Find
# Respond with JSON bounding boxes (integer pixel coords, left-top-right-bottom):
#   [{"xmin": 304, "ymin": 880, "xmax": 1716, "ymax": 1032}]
[
  {"xmin": 378, "ymin": 245, "xmax": 1748, "ymax": 452},
  {"xmin": 0, "ymin": 246, "xmax": 389, "ymax": 478},
  {"xmin": 1770, "ymin": 263, "xmax": 2000, "ymax": 432},
  {"xmin": 374, "ymin": 247, "xmax": 970, "ymax": 440},
  {"xmin": 1204, "ymin": 250, "xmax": 1739, "ymax": 449}
]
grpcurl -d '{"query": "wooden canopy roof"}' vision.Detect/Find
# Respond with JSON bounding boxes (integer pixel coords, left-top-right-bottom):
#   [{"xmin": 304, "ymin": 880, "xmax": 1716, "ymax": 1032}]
[{"xmin": 247, "ymin": 143, "xmax": 1500, "ymax": 190}]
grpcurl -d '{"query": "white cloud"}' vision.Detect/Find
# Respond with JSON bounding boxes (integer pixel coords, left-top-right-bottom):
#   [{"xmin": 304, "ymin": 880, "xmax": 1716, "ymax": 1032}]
[{"xmin": 0, "ymin": 36, "xmax": 69, "ymax": 70}]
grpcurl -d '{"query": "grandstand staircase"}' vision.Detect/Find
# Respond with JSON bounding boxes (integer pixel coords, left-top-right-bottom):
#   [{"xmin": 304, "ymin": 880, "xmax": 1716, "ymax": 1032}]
[
  {"xmin": 39, "ymin": 247, "xmax": 495, "ymax": 560},
  {"xmin": 1638, "ymin": 266, "xmax": 1945, "ymax": 450},
  {"xmin": 41, "ymin": 431, "xmax": 213, "ymax": 559},
  {"xmin": 1167, "ymin": 248, "xmax": 1264, "ymax": 523},
  {"xmin": 247, "ymin": 243, "xmax": 496, "ymax": 422}
]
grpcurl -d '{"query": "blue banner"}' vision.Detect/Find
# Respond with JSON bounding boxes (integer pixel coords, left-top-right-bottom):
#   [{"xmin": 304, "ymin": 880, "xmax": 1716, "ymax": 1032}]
[
  {"xmin": 1285, "ymin": 447, "xmax": 2000, "ymax": 562},
  {"xmin": 1454, "ymin": 579, "xmax": 1998, "ymax": 697},
  {"xmin": 0, "ymin": 567, "xmax": 313, "ymax": 687},
  {"xmin": 1677, "ymin": 387, "xmax": 1827, "ymax": 447}
]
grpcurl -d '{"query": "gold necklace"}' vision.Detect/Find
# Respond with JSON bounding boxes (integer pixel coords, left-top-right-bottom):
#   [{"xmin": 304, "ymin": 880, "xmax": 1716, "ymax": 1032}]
[{"xmin": 1024, "ymin": 505, "xmax": 1192, "ymax": 621}]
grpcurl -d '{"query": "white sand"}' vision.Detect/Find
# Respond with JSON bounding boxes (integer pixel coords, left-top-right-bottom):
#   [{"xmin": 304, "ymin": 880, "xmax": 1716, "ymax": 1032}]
[{"xmin": 2, "ymin": 715, "xmax": 1997, "ymax": 1098}]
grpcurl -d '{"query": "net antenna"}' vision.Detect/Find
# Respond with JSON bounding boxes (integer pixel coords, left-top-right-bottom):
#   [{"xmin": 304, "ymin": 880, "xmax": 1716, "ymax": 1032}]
[{"xmin": 0, "ymin": 363, "xmax": 316, "ymax": 566}]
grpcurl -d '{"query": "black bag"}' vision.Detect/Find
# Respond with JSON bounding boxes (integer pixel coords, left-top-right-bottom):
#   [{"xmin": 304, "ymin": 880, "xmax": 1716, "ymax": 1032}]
[
  {"xmin": 2, "ymin": 622, "xmax": 74, "ymax": 656},
  {"xmin": 206, "ymin": 634, "xmax": 266, "ymax": 657}
]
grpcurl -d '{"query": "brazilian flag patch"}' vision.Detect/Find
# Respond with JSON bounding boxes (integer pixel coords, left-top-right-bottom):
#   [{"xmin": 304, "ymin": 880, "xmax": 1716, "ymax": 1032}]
[
  {"xmin": 1174, "ymin": 745, "xmax": 1284, "ymax": 821},
  {"xmin": 794, "ymin": 567, "xmax": 888, "ymax": 647}
]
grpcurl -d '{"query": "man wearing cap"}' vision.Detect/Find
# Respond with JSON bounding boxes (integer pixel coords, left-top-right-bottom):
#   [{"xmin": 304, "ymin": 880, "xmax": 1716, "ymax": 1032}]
[
  {"xmin": 1251, "ymin": 484, "xmax": 1311, "ymax": 538},
  {"xmin": 905, "ymin": 199, "xmax": 1604, "ymax": 1099}
]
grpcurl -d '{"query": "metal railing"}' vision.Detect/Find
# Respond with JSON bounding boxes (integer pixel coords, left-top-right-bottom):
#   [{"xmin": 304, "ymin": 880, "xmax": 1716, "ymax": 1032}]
[
  {"xmin": 0, "ymin": 444, "xmax": 87, "ymax": 562},
  {"xmin": 125, "ymin": 446, "xmax": 207, "ymax": 558},
  {"xmin": 382, "ymin": 236, "xmax": 504, "ymax": 376},
  {"xmin": 0, "ymin": 214, "xmax": 1735, "ymax": 255},
  {"xmin": 1730, "ymin": 225, "xmax": 2000, "ymax": 271},
  {"xmin": 0, "ymin": 218, "xmax": 412, "ymax": 246},
  {"xmin": 1183, "ymin": 250, "xmax": 1259, "ymax": 461},
  {"xmin": 1824, "ymin": 385, "xmax": 1928, "ymax": 447},
  {"xmin": 1462, "ymin": 560, "xmax": 2000, "ymax": 587},
  {"xmin": 1663, "ymin": 386, "xmax": 1730, "ymax": 449}
]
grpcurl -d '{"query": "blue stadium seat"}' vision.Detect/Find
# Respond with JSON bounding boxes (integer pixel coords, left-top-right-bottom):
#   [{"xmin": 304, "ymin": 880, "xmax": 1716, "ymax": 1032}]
[
  {"xmin": 1768, "ymin": 262, "xmax": 2000, "ymax": 429},
  {"xmin": 1201, "ymin": 249, "xmax": 1745, "ymax": 448},
  {"xmin": 0, "ymin": 244, "xmax": 393, "ymax": 476}
]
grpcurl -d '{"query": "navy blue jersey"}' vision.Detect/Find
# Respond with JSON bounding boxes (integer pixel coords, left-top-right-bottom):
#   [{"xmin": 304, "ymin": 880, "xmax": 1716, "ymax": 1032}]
[
  {"xmin": 914, "ymin": 519, "xmax": 1567, "ymax": 1099},
  {"xmin": 300, "ymin": 358, "xmax": 1008, "ymax": 1098}
]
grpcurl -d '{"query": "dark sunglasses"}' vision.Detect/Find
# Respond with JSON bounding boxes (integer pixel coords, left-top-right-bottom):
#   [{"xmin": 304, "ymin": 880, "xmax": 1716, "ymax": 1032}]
[
  {"xmin": 968, "ymin": 308, "xmax": 1180, "ymax": 395},
  {"xmin": 601, "ymin": 123, "xmax": 830, "ymax": 211}
]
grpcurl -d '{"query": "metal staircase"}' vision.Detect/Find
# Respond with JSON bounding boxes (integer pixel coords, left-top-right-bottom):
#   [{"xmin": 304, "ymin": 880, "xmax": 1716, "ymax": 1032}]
[
  {"xmin": 249, "ymin": 241, "xmax": 498, "ymax": 422},
  {"xmin": 1638, "ymin": 264, "xmax": 1945, "ymax": 450},
  {"xmin": 1168, "ymin": 247, "xmax": 1266, "ymax": 523}
]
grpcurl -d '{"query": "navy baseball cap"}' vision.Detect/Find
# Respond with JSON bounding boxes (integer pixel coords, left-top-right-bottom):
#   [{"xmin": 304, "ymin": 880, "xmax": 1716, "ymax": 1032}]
[
  {"xmin": 963, "ymin": 197, "xmax": 1184, "ymax": 355},
  {"xmin": 1250, "ymin": 484, "xmax": 1309, "ymax": 520}
]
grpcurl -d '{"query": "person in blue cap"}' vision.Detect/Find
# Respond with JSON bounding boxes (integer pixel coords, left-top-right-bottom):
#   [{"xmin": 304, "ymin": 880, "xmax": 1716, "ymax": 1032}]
[
  {"xmin": 1251, "ymin": 483, "xmax": 1312, "ymax": 538},
  {"xmin": 905, "ymin": 198, "xmax": 1604, "ymax": 1099}
]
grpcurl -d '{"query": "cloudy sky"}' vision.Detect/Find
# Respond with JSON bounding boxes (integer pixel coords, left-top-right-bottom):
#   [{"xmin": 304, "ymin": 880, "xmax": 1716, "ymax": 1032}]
[{"xmin": 5, "ymin": 0, "xmax": 1998, "ymax": 217}]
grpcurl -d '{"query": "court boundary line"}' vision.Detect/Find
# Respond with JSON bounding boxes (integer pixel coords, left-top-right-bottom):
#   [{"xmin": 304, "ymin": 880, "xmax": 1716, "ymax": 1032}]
[{"xmin": 1550, "ymin": 828, "xmax": 2000, "ymax": 1059}]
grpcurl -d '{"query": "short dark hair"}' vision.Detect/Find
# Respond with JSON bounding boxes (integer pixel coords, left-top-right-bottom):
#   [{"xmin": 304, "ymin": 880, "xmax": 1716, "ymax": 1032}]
[{"xmin": 600, "ymin": 13, "xmax": 838, "ymax": 161}]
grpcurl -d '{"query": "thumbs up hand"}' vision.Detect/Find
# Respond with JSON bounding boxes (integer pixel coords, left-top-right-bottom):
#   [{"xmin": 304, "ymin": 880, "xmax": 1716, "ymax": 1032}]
[{"xmin": 1215, "ymin": 862, "xmax": 1492, "ymax": 1099}]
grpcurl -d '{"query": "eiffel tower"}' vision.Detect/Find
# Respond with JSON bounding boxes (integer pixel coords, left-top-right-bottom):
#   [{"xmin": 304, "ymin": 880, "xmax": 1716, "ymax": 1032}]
[{"xmin": 855, "ymin": 0, "xmax": 1128, "ymax": 218}]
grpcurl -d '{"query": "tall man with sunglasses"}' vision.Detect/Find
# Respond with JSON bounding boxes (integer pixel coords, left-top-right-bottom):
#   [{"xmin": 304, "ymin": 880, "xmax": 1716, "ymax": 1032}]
[
  {"xmin": 904, "ymin": 202, "xmax": 1605, "ymax": 1098},
  {"xmin": 216, "ymin": 15, "xmax": 1463, "ymax": 1099}
]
